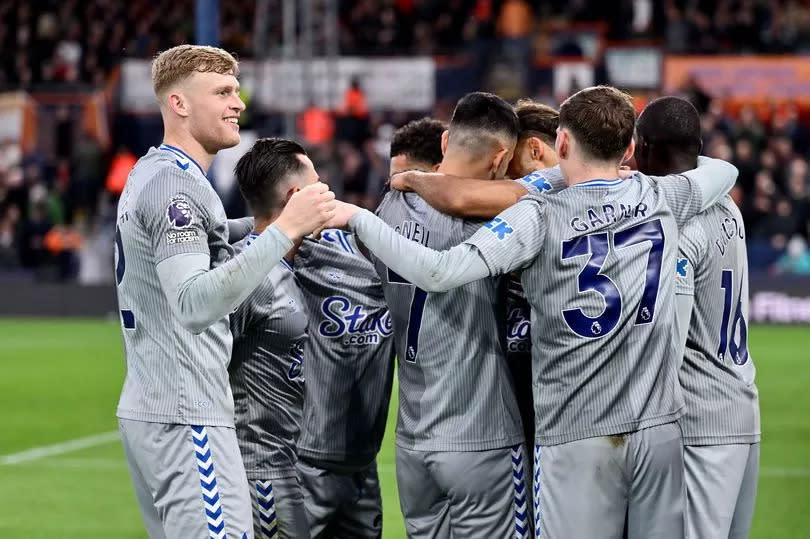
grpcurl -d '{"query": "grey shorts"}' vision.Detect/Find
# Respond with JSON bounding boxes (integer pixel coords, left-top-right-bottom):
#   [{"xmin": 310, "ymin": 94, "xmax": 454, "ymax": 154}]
[
  {"xmin": 297, "ymin": 459, "xmax": 382, "ymax": 539},
  {"xmin": 534, "ymin": 422, "xmax": 684, "ymax": 539},
  {"xmin": 396, "ymin": 444, "xmax": 530, "ymax": 539},
  {"xmin": 119, "ymin": 418, "xmax": 253, "ymax": 539},
  {"xmin": 249, "ymin": 475, "xmax": 310, "ymax": 539},
  {"xmin": 684, "ymin": 443, "xmax": 759, "ymax": 539}
]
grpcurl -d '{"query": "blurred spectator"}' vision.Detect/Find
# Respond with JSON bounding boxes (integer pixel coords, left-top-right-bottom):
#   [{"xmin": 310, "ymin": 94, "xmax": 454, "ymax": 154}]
[
  {"xmin": 774, "ymin": 236, "xmax": 810, "ymax": 275},
  {"xmin": 337, "ymin": 77, "xmax": 371, "ymax": 145},
  {"xmin": 70, "ymin": 129, "xmax": 105, "ymax": 219},
  {"xmin": 299, "ymin": 103, "xmax": 336, "ymax": 146},
  {"xmin": 105, "ymin": 147, "xmax": 137, "ymax": 198}
]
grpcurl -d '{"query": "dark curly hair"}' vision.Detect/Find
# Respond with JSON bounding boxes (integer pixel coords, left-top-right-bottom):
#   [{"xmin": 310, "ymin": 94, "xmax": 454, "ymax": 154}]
[{"xmin": 389, "ymin": 117, "xmax": 446, "ymax": 167}]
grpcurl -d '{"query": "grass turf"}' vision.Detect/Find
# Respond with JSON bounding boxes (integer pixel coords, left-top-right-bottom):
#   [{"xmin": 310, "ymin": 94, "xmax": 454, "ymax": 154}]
[{"xmin": 0, "ymin": 319, "xmax": 808, "ymax": 538}]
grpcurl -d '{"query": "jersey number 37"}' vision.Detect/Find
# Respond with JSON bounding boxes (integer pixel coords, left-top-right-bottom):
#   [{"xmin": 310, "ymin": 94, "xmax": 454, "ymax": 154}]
[{"xmin": 561, "ymin": 219, "xmax": 664, "ymax": 339}]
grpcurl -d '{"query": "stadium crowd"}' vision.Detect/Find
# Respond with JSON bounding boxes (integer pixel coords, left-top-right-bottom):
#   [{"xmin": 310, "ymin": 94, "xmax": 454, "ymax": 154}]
[{"xmin": 1, "ymin": 0, "xmax": 810, "ymax": 280}]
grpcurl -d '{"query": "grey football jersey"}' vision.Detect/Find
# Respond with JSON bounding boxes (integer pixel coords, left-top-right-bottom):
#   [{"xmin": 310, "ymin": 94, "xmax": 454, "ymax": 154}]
[
  {"xmin": 375, "ymin": 190, "xmax": 524, "ymax": 451},
  {"xmin": 675, "ymin": 197, "xmax": 760, "ymax": 445},
  {"xmin": 294, "ymin": 230, "xmax": 395, "ymax": 471},
  {"xmin": 229, "ymin": 234, "xmax": 308, "ymax": 479},
  {"xmin": 507, "ymin": 167, "xmax": 566, "ymax": 440},
  {"xmin": 467, "ymin": 174, "xmax": 704, "ymax": 445},
  {"xmin": 507, "ymin": 167, "xmax": 567, "ymax": 363},
  {"xmin": 115, "ymin": 145, "xmax": 235, "ymax": 426}
]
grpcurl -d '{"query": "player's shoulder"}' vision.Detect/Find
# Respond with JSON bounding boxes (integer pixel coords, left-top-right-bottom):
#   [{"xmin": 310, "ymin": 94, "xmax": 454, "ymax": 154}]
[
  {"xmin": 515, "ymin": 165, "xmax": 564, "ymax": 195},
  {"xmin": 378, "ymin": 189, "xmax": 459, "ymax": 224},
  {"xmin": 297, "ymin": 232, "xmax": 375, "ymax": 274}
]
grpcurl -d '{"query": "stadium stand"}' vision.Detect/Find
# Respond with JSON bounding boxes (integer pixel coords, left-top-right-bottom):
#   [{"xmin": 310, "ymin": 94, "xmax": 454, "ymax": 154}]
[{"xmin": 1, "ymin": 0, "xmax": 810, "ymax": 282}]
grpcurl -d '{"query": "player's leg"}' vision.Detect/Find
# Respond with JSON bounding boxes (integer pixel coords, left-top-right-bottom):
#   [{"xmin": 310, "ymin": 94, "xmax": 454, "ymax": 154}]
[
  {"xmin": 534, "ymin": 438, "xmax": 628, "ymax": 539},
  {"xmin": 683, "ymin": 443, "xmax": 756, "ymax": 539},
  {"xmin": 250, "ymin": 476, "xmax": 310, "ymax": 539},
  {"xmin": 329, "ymin": 462, "xmax": 383, "ymax": 539},
  {"xmin": 397, "ymin": 446, "xmax": 450, "ymax": 539},
  {"xmin": 627, "ymin": 422, "xmax": 685, "ymax": 539},
  {"xmin": 119, "ymin": 419, "xmax": 167, "ymax": 539},
  {"xmin": 298, "ymin": 459, "xmax": 343, "ymax": 538},
  {"xmin": 432, "ymin": 445, "xmax": 531, "ymax": 539},
  {"xmin": 728, "ymin": 443, "xmax": 760, "ymax": 539},
  {"xmin": 138, "ymin": 423, "xmax": 252, "ymax": 539}
]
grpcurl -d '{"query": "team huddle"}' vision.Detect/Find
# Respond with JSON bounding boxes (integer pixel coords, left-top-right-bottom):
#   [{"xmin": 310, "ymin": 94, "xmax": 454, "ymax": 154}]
[{"xmin": 114, "ymin": 45, "xmax": 760, "ymax": 539}]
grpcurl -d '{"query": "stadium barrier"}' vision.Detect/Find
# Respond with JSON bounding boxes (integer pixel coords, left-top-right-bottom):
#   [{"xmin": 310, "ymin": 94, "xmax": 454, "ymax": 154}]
[{"xmin": 2, "ymin": 276, "xmax": 810, "ymax": 323}]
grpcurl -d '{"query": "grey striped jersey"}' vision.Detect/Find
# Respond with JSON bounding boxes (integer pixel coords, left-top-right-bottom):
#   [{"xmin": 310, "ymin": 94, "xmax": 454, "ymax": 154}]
[
  {"xmin": 294, "ymin": 230, "xmax": 395, "ymax": 471},
  {"xmin": 115, "ymin": 145, "xmax": 235, "ymax": 426},
  {"xmin": 507, "ymin": 166, "xmax": 566, "ymax": 439},
  {"xmin": 507, "ymin": 166, "xmax": 567, "ymax": 363},
  {"xmin": 466, "ymin": 173, "xmax": 704, "ymax": 445},
  {"xmin": 675, "ymin": 196, "xmax": 760, "ymax": 445},
  {"xmin": 229, "ymin": 233, "xmax": 308, "ymax": 479},
  {"xmin": 374, "ymin": 190, "xmax": 524, "ymax": 451}
]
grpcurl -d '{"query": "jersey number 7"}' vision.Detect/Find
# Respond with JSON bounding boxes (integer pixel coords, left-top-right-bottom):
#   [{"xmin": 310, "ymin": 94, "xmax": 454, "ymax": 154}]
[
  {"xmin": 387, "ymin": 268, "xmax": 428, "ymax": 363},
  {"xmin": 561, "ymin": 219, "xmax": 664, "ymax": 339}
]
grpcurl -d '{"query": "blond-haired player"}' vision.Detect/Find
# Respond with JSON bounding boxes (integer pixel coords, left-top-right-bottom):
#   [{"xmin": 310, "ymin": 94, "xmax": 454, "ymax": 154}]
[{"xmin": 114, "ymin": 45, "xmax": 335, "ymax": 539}]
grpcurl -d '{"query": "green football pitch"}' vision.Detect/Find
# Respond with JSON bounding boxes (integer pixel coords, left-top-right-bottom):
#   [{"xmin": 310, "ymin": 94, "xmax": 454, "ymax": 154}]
[{"xmin": 0, "ymin": 319, "xmax": 808, "ymax": 538}]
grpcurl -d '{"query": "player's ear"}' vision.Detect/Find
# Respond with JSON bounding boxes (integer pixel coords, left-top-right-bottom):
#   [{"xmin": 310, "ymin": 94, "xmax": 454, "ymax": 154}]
[
  {"xmin": 529, "ymin": 137, "xmax": 545, "ymax": 161},
  {"xmin": 441, "ymin": 130, "xmax": 449, "ymax": 155},
  {"xmin": 167, "ymin": 91, "xmax": 189, "ymax": 118},
  {"xmin": 621, "ymin": 139, "xmax": 636, "ymax": 166},
  {"xmin": 556, "ymin": 129, "xmax": 568, "ymax": 160},
  {"xmin": 491, "ymin": 147, "xmax": 509, "ymax": 178}
]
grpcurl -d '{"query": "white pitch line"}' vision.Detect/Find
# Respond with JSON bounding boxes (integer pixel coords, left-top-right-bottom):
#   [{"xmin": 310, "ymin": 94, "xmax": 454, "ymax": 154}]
[
  {"xmin": 0, "ymin": 431, "xmax": 119, "ymax": 465},
  {"xmin": 761, "ymin": 467, "xmax": 810, "ymax": 478}
]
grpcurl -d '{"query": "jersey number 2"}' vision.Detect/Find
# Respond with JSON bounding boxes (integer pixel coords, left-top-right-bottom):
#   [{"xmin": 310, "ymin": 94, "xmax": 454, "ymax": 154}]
[
  {"xmin": 561, "ymin": 219, "xmax": 664, "ymax": 339},
  {"xmin": 115, "ymin": 227, "xmax": 135, "ymax": 329},
  {"xmin": 718, "ymin": 269, "xmax": 749, "ymax": 365},
  {"xmin": 388, "ymin": 268, "xmax": 428, "ymax": 363}
]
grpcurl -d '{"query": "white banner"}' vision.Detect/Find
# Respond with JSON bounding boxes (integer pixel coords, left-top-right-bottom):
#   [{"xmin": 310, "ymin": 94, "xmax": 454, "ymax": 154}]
[{"xmin": 120, "ymin": 58, "xmax": 435, "ymax": 113}]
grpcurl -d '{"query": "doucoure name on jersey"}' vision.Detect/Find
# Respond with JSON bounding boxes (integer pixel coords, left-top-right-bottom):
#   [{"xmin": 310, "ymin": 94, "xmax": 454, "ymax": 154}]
[
  {"xmin": 570, "ymin": 202, "xmax": 649, "ymax": 233},
  {"xmin": 319, "ymin": 296, "xmax": 393, "ymax": 345},
  {"xmin": 395, "ymin": 220, "xmax": 431, "ymax": 247},
  {"xmin": 715, "ymin": 216, "xmax": 745, "ymax": 256}
]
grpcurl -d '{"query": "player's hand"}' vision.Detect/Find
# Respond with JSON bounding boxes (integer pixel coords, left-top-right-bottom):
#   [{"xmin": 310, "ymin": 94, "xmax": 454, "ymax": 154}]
[
  {"xmin": 321, "ymin": 200, "xmax": 362, "ymax": 231},
  {"xmin": 275, "ymin": 182, "xmax": 336, "ymax": 239}
]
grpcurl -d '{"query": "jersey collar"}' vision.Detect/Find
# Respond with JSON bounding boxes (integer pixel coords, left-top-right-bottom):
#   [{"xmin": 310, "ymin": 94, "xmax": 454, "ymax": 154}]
[
  {"xmin": 159, "ymin": 143, "xmax": 207, "ymax": 178},
  {"xmin": 572, "ymin": 178, "xmax": 624, "ymax": 188}
]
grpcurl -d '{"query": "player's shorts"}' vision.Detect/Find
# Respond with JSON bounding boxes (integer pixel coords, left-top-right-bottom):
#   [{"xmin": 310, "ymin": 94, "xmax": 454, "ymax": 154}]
[
  {"xmin": 118, "ymin": 418, "xmax": 253, "ymax": 539},
  {"xmin": 396, "ymin": 444, "xmax": 531, "ymax": 539},
  {"xmin": 249, "ymin": 475, "xmax": 310, "ymax": 539},
  {"xmin": 297, "ymin": 458, "xmax": 383, "ymax": 539},
  {"xmin": 684, "ymin": 443, "xmax": 760, "ymax": 539},
  {"xmin": 534, "ymin": 421, "xmax": 684, "ymax": 539}
]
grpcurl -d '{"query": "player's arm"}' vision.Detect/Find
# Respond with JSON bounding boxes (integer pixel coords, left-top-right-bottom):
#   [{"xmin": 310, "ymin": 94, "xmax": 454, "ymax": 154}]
[
  {"xmin": 335, "ymin": 196, "xmax": 545, "ymax": 292},
  {"xmin": 653, "ymin": 156, "xmax": 738, "ymax": 225},
  {"xmin": 227, "ymin": 217, "xmax": 254, "ymax": 243},
  {"xmin": 673, "ymin": 220, "xmax": 707, "ymax": 365},
  {"xmin": 147, "ymin": 175, "xmax": 333, "ymax": 334},
  {"xmin": 391, "ymin": 171, "xmax": 528, "ymax": 218}
]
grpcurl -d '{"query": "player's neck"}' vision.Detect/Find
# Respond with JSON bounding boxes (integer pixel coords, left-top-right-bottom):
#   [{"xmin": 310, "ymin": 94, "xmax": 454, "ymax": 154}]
[
  {"xmin": 254, "ymin": 214, "xmax": 301, "ymax": 262},
  {"xmin": 162, "ymin": 131, "xmax": 215, "ymax": 174},
  {"xmin": 562, "ymin": 160, "xmax": 620, "ymax": 186},
  {"xmin": 438, "ymin": 156, "xmax": 492, "ymax": 180}
]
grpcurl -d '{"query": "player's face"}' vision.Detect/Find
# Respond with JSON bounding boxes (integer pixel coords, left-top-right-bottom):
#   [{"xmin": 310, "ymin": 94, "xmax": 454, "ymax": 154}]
[{"xmin": 185, "ymin": 71, "xmax": 245, "ymax": 153}]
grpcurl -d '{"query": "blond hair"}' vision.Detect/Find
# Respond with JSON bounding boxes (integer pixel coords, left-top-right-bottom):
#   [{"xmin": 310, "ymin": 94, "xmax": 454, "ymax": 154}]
[{"xmin": 151, "ymin": 45, "xmax": 239, "ymax": 100}]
